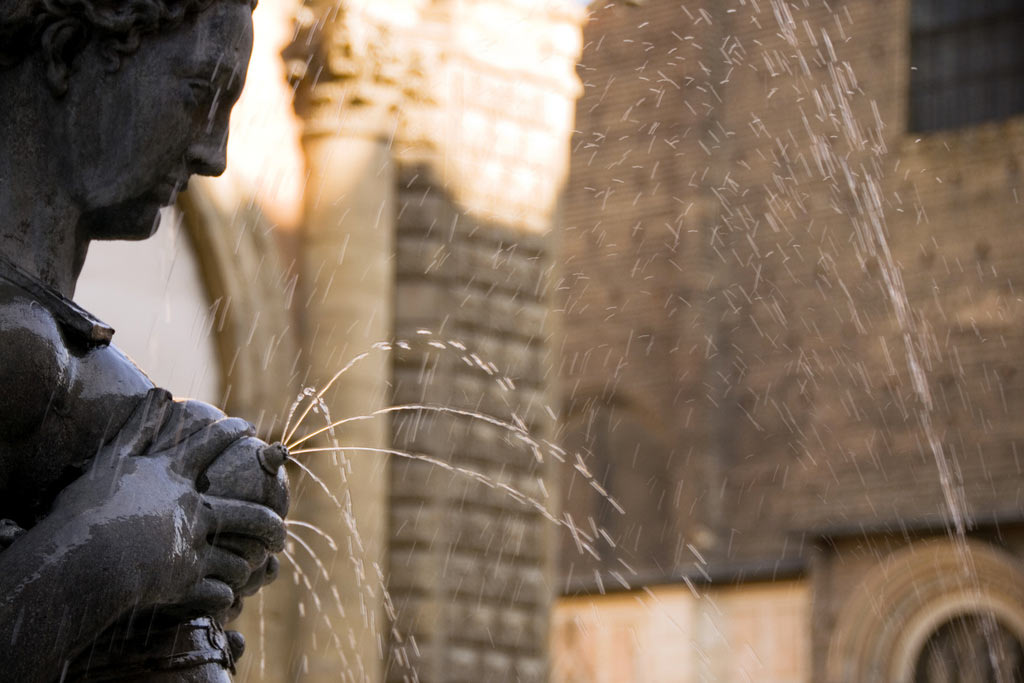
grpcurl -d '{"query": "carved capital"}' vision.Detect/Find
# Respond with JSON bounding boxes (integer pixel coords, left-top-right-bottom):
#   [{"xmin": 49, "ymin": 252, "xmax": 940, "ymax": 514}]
[{"xmin": 286, "ymin": 3, "xmax": 436, "ymax": 140}]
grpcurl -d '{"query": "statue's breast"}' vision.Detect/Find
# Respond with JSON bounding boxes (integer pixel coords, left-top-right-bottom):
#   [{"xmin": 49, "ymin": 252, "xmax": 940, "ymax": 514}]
[
  {"xmin": 0, "ymin": 287, "xmax": 152, "ymax": 523},
  {"xmin": 64, "ymin": 340, "xmax": 155, "ymax": 457}
]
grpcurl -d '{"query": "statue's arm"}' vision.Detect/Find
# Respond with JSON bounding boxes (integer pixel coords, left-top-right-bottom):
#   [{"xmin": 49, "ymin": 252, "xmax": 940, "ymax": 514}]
[
  {"xmin": 0, "ymin": 387, "xmax": 271, "ymax": 682},
  {"xmin": 0, "ymin": 500, "xmax": 152, "ymax": 683},
  {"xmin": 0, "ymin": 295, "xmax": 72, "ymax": 442},
  {"xmin": 0, "ymin": 382, "xmax": 172, "ymax": 682},
  {"xmin": 0, "ymin": 297, "xmax": 108, "ymax": 680}
]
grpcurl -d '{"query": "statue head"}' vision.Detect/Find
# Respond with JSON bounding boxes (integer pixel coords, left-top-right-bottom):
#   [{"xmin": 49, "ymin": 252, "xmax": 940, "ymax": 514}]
[{"xmin": 0, "ymin": 0, "xmax": 256, "ymax": 240}]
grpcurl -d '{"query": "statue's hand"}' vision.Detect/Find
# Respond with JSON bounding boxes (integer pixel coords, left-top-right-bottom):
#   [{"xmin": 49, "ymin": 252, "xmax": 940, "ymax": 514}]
[
  {"xmin": 201, "ymin": 437, "xmax": 289, "ymax": 517},
  {"xmin": 196, "ymin": 436, "xmax": 290, "ymax": 615},
  {"xmin": 218, "ymin": 553, "xmax": 281, "ymax": 627},
  {"xmin": 48, "ymin": 388, "xmax": 284, "ymax": 616}
]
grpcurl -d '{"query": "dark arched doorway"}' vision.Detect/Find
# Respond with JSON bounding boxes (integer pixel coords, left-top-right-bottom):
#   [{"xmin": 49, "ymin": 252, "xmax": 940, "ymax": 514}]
[{"xmin": 914, "ymin": 614, "xmax": 1024, "ymax": 683}]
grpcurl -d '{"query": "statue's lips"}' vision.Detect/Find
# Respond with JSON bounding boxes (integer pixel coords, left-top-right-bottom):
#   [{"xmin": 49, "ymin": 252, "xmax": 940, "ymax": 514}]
[{"xmin": 148, "ymin": 177, "xmax": 189, "ymax": 205}]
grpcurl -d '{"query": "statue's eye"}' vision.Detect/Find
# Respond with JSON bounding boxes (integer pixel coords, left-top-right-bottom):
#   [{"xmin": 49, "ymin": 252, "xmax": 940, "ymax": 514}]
[{"xmin": 187, "ymin": 80, "xmax": 213, "ymax": 106}]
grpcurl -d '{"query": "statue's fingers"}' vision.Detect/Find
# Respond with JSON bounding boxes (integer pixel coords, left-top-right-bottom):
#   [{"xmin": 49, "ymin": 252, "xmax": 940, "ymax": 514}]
[
  {"xmin": 205, "ymin": 496, "xmax": 286, "ymax": 553},
  {"xmin": 237, "ymin": 556, "xmax": 280, "ymax": 598},
  {"xmin": 100, "ymin": 387, "xmax": 173, "ymax": 460},
  {"xmin": 176, "ymin": 578, "xmax": 236, "ymax": 616},
  {"xmin": 150, "ymin": 399, "xmax": 230, "ymax": 452},
  {"xmin": 210, "ymin": 532, "xmax": 269, "ymax": 571},
  {"xmin": 172, "ymin": 417, "xmax": 254, "ymax": 477},
  {"xmin": 227, "ymin": 629, "xmax": 246, "ymax": 661},
  {"xmin": 236, "ymin": 571, "xmax": 263, "ymax": 598},
  {"xmin": 221, "ymin": 598, "xmax": 246, "ymax": 625},
  {"xmin": 199, "ymin": 546, "xmax": 251, "ymax": 592},
  {"xmin": 263, "ymin": 555, "xmax": 280, "ymax": 585}
]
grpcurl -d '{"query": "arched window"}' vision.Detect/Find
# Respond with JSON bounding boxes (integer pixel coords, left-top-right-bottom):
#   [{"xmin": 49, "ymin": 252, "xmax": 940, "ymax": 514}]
[
  {"xmin": 914, "ymin": 614, "xmax": 1024, "ymax": 683},
  {"xmin": 909, "ymin": 0, "xmax": 1024, "ymax": 131},
  {"xmin": 560, "ymin": 401, "xmax": 672, "ymax": 581},
  {"xmin": 827, "ymin": 539, "xmax": 1024, "ymax": 683}
]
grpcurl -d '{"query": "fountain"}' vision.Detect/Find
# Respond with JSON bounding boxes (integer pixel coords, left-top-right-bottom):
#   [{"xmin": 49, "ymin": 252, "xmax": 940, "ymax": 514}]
[
  {"xmin": 0, "ymin": 0, "xmax": 289, "ymax": 680},
  {"xmin": 0, "ymin": 0, "xmax": 589, "ymax": 680}
]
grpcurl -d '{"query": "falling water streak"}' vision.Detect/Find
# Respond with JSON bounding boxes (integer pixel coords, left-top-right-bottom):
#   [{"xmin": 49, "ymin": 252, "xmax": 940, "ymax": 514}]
[
  {"xmin": 286, "ymin": 528, "xmax": 356, "ymax": 642},
  {"xmin": 849, "ymin": 127, "xmax": 1005, "ymax": 683},
  {"xmin": 258, "ymin": 590, "xmax": 266, "ymax": 679},
  {"xmin": 370, "ymin": 560, "xmax": 416, "ymax": 681},
  {"xmin": 282, "ymin": 350, "xmax": 372, "ymax": 446},
  {"xmin": 288, "ymin": 403, "xmax": 539, "ymax": 464},
  {"xmin": 291, "ymin": 445, "xmax": 608, "ymax": 563},
  {"xmin": 281, "ymin": 545, "xmax": 326, "ymax": 622},
  {"xmin": 280, "ymin": 548, "xmax": 353, "ymax": 675},
  {"xmin": 285, "ymin": 407, "xmax": 423, "ymax": 681},
  {"xmin": 777, "ymin": 0, "xmax": 971, "ymax": 551},
  {"xmin": 867, "ymin": 88, "xmax": 966, "ymax": 503},
  {"xmin": 287, "ymin": 402, "xmax": 624, "ymax": 516},
  {"xmin": 286, "ymin": 447, "xmax": 399, "ymax": 677},
  {"xmin": 282, "ymin": 332, "xmax": 522, "ymax": 448},
  {"xmin": 287, "ymin": 456, "xmax": 347, "ymax": 512},
  {"xmin": 287, "ymin": 529, "xmax": 337, "ymax": 589},
  {"xmin": 771, "ymin": 3, "xmax": 999, "ymax": 676},
  {"xmin": 287, "ymin": 519, "xmax": 339, "ymax": 551}
]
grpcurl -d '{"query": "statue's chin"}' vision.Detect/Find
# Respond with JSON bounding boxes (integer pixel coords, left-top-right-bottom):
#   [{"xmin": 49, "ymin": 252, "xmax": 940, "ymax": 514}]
[{"xmin": 82, "ymin": 199, "xmax": 165, "ymax": 242}]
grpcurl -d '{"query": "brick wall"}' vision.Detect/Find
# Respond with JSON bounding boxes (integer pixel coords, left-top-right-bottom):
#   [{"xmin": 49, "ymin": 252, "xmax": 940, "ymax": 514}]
[
  {"xmin": 284, "ymin": 1, "xmax": 584, "ymax": 679},
  {"xmin": 560, "ymin": 0, "xmax": 1024, "ymax": 576},
  {"xmin": 388, "ymin": 165, "xmax": 555, "ymax": 682}
]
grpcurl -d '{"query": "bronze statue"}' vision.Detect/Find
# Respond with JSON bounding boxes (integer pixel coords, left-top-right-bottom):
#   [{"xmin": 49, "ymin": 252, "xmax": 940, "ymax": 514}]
[{"xmin": 0, "ymin": 0, "xmax": 288, "ymax": 680}]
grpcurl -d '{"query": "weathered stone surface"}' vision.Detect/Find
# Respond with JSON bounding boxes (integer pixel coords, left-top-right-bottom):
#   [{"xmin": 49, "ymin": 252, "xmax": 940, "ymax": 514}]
[
  {"xmin": 560, "ymin": 0, "xmax": 1024, "ymax": 577},
  {"xmin": 0, "ymin": 2, "xmax": 288, "ymax": 680},
  {"xmin": 559, "ymin": 0, "xmax": 1024, "ymax": 679}
]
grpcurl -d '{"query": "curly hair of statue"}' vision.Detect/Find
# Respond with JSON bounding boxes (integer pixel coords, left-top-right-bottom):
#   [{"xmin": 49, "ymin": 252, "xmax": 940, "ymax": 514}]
[{"xmin": 0, "ymin": 0, "xmax": 258, "ymax": 69}]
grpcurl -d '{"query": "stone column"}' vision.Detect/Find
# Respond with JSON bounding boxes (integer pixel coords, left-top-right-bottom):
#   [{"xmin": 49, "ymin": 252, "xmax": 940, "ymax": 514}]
[
  {"xmin": 294, "ymin": 135, "xmax": 393, "ymax": 683},
  {"xmin": 283, "ymin": 5, "xmax": 401, "ymax": 681},
  {"xmin": 384, "ymin": 3, "xmax": 586, "ymax": 681},
  {"xmin": 281, "ymin": 3, "xmax": 587, "ymax": 682}
]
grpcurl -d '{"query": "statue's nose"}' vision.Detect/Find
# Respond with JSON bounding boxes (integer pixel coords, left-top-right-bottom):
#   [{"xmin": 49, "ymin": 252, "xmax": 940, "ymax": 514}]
[{"xmin": 186, "ymin": 134, "xmax": 228, "ymax": 177}]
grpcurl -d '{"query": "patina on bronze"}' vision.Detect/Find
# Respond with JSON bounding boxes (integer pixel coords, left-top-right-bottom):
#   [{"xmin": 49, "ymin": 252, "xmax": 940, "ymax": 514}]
[{"xmin": 0, "ymin": 1, "xmax": 288, "ymax": 680}]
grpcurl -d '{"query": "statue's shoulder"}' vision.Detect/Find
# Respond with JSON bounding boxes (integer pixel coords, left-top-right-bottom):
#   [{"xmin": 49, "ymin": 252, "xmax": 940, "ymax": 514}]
[
  {"xmin": 0, "ymin": 283, "xmax": 72, "ymax": 439},
  {"xmin": 0, "ymin": 282, "xmax": 67, "ymax": 349}
]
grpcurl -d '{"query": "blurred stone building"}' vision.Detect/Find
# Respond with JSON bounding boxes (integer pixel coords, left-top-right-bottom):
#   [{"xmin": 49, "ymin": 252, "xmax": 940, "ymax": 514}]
[
  {"xmin": 78, "ymin": 0, "xmax": 587, "ymax": 681},
  {"xmin": 552, "ymin": 0, "xmax": 1024, "ymax": 681}
]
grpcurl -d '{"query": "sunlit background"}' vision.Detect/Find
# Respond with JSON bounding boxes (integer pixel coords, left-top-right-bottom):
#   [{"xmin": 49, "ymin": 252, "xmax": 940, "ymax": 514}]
[{"xmin": 76, "ymin": 0, "xmax": 1024, "ymax": 681}]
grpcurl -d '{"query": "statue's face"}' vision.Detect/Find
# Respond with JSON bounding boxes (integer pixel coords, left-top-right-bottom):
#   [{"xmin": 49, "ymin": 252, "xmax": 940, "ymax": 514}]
[{"xmin": 64, "ymin": 3, "xmax": 254, "ymax": 240}]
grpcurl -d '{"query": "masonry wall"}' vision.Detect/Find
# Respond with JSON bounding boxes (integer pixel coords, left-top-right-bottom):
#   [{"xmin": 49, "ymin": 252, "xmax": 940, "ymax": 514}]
[
  {"xmin": 559, "ymin": 0, "xmax": 1024, "ymax": 581},
  {"xmin": 551, "ymin": 581, "xmax": 810, "ymax": 683},
  {"xmin": 380, "ymin": 3, "xmax": 585, "ymax": 681},
  {"xmin": 388, "ymin": 165, "xmax": 555, "ymax": 683}
]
